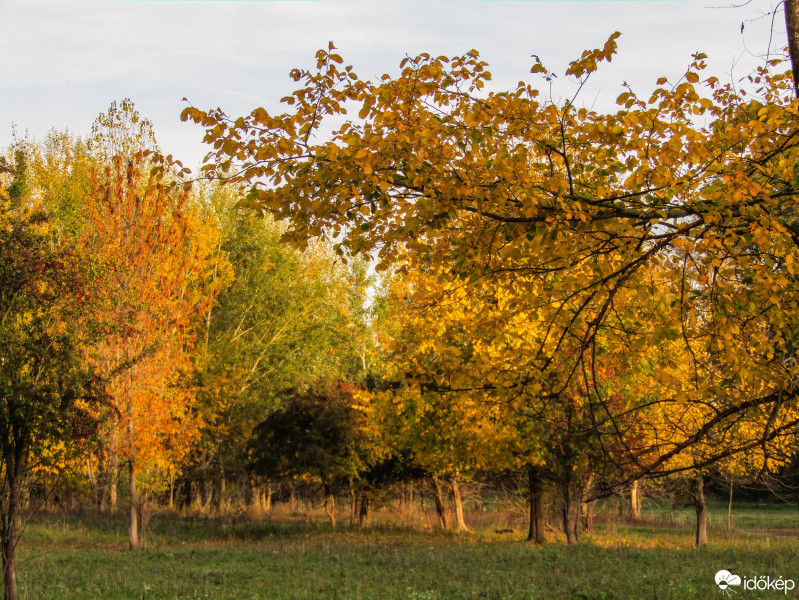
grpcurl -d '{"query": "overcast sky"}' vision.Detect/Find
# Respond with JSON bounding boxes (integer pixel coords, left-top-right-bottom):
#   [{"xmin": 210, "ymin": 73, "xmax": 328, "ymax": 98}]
[{"xmin": 0, "ymin": 0, "xmax": 786, "ymax": 169}]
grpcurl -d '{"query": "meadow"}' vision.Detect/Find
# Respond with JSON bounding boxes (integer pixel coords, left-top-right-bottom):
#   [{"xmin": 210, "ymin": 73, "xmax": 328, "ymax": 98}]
[{"xmin": 10, "ymin": 500, "xmax": 799, "ymax": 600}]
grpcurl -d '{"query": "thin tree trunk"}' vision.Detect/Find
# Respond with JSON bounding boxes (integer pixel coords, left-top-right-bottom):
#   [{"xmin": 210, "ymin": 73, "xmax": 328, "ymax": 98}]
[
  {"xmin": 580, "ymin": 474, "xmax": 595, "ymax": 533},
  {"xmin": 108, "ymin": 450, "xmax": 118, "ymax": 511},
  {"xmin": 218, "ymin": 476, "xmax": 227, "ymax": 514},
  {"xmin": 785, "ymin": 0, "xmax": 799, "ymax": 97},
  {"xmin": 432, "ymin": 477, "xmax": 448, "ymax": 529},
  {"xmin": 727, "ymin": 476, "xmax": 733, "ymax": 532},
  {"xmin": 694, "ymin": 473, "xmax": 708, "ymax": 547},
  {"xmin": 323, "ymin": 480, "xmax": 336, "ymax": 527},
  {"xmin": 357, "ymin": 492, "xmax": 370, "ymax": 527},
  {"xmin": 86, "ymin": 452, "xmax": 98, "ymax": 508},
  {"xmin": 560, "ymin": 481, "xmax": 576, "ymax": 544},
  {"xmin": 451, "ymin": 475, "xmax": 468, "ymax": 532},
  {"xmin": 349, "ymin": 480, "xmax": 356, "ymax": 524},
  {"xmin": 129, "ymin": 461, "xmax": 141, "ymax": 551},
  {"xmin": 527, "ymin": 466, "xmax": 545, "ymax": 544},
  {"xmin": 630, "ymin": 480, "xmax": 642, "ymax": 521},
  {"xmin": 169, "ymin": 470, "xmax": 175, "ymax": 511},
  {"xmin": 398, "ymin": 486, "xmax": 407, "ymax": 522}
]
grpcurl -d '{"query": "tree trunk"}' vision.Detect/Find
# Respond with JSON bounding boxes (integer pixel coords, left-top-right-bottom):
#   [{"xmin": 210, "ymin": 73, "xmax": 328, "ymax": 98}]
[
  {"xmin": 527, "ymin": 466, "xmax": 545, "ymax": 544},
  {"xmin": 322, "ymin": 480, "xmax": 336, "ymax": 527},
  {"xmin": 559, "ymin": 478, "xmax": 579, "ymax": 544},
  {"xmin": 86, "ymin": 452, "xmax": 98, "ymax": 508},
  {"xmin": 107, "ymin": 449, "xmax": 118, "ymax": 511},
  {"xmin": 139, "ymin": 495, "xmax": 150, "ymax": 550},
  {"xmin": 630, "ymin": 480, "xmax": 642, "ymax": 521},
  {"xmin": 580, "ymin": 474, "xmax": 595, "ymax": 533},
  {"xmin": 2, "ymin": 536, "xmax": 17, "ymax": 600},
  {"xmin": 421, "ymin": 493, "xmax": 431, "ymax": 529},
  {"xmin": 727, "ymin": 476, "xmax": 733, "ymax": 532},
  {"xmin": 398, "ymin": 486, "xmax": 407, "ymax": 522},
  {"xmin": 1, "ymin": 459, "xmax": 23, "ymax": 600},
  {"xmin": 349, "ymin": 480, "xmax": 357, "ymax": 524},
  {"xmin": 128, "ymin": 461, "xmax": 141, "ymax": 551},
  {"xmin": 432, "ymin": 477, "xmax": 448, "ymax": 529},
  {"xmin": 218, "ymin": 476, "xmax": 227, "ymax": 514},
  {"xmin": 785, "ymin": 0, "xmax": 799, "ymax": 97},
  {"xmin": 694, "ymin": 473, "xmax": 707, "ymax": 548},
  {"xmin": 357, "ymin": 492, "xmax": 370, "ymax": 527},
  {"xmin": 451, "ymin": 476, "xmax": 468, "ymax": 532}
]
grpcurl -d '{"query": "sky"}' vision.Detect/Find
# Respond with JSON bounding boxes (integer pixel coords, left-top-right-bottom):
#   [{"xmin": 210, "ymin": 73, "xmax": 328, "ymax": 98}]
[{"xmin": 0, "ymin": 0, "xmax": 787, "ymax": 170}]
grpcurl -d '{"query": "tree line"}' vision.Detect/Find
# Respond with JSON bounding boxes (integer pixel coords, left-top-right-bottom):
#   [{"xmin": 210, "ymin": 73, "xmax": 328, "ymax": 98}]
[{"xmin": 2, "ymin": 24, "xmax": 799, "ymax": 600}]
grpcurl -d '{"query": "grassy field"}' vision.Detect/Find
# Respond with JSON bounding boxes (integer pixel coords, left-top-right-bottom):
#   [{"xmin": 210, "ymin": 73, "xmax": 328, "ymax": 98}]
[{"xmin": 9, "ymin": 501, "xmax": 799, "ymax": 600}]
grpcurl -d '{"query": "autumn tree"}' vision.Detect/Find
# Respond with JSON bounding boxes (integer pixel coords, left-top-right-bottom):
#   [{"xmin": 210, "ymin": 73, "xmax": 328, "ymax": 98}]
[
  {"xmin": 83, "ymin": 151, "xmax": 224, "ymax": 550},
  {"xmin": 248, "ymin": 382, "xmax": 375, "ymax": 526},
  {"xmin": 190, "ymin": 186, "xmax": 372, "ymax": 511},
  {"xmin": 183, "ymin": 36, "xmax": 799, "ymax": 504},
  {"xmin": 0, "ymin": 164, "xmax": 104, "ymax": 600}
]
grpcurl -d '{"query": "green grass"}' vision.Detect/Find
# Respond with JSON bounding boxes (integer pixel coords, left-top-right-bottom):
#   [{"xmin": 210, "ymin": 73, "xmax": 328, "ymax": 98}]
[{"xmin": 9, "ymin": 504, "xmax": 799, "ymax": 600}]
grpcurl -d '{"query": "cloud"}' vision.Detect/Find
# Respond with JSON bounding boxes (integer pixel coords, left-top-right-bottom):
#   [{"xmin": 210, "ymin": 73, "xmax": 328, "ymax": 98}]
[{"xmin": 0, "ymin": 0, "xmax": 783, "ymax": 168}]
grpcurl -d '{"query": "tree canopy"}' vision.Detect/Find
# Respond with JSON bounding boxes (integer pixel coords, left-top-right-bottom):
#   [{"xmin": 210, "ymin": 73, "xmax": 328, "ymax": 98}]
[{"xmin": 183, "ymin": 35, "xmax": 799, "ymax": 492}]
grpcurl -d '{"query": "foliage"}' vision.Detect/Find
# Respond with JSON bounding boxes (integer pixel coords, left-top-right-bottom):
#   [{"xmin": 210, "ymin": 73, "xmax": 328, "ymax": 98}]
[
  {"xmin": 191, "ymin": 189, "xmax": 373, "ymax": 492},
  {"xmin": 82, "ymin": 149, "xmax": 225, "ymax": 546},
  {"xmin": 0, "ymin": 192, "xmax": 105, "ymax": 598},
  {"xmin": 248, "ymin": 381, "xmax": 374, "ymax": 487},
  {"xmin": 183, "ymin": 38, "xmax": 799, "ymax": 486}
]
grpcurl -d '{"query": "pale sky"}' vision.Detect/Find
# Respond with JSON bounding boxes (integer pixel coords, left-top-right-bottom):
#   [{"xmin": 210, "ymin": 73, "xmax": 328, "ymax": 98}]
[{"xmin": 0, "ymin": 0, "xmax": 786, "ymax": 170}]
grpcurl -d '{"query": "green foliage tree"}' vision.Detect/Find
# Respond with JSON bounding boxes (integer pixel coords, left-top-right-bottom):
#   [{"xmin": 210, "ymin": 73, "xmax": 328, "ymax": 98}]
[
  {"xmin": 190, "ymin": 189, "xmax": 374, "ymax": 510},
  {"xmin": 0, "ymin": 180, "xmax": 104, "ymax": 599}
]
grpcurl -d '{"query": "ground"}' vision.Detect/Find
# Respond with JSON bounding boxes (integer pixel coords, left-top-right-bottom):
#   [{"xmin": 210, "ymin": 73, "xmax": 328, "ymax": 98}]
[{"xmin": 10, "ymin": 501, "xmax": 799, "ymax": 599}]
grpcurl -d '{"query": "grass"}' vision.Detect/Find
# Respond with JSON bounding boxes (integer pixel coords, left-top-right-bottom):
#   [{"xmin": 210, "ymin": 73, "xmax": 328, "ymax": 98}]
[{"xmin": 9, "ymin": 501, "xmax": 799, "ymax": 599}]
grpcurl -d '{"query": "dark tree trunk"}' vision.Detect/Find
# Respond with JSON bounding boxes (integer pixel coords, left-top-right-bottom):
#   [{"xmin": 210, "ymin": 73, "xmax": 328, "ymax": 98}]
[
  {"xmin": 727, "ymin": 477, "xmax": 734, "ymax": 532},
  {"xmin": 357, "ymin": 491, "xmax": 370, "ymax": 527},
  {"xmin": 432, "ymin": 477, "xmax": 448, "ymax": 529},
  {"xmin": 2, "ymin": 535, "xmax": 17, "ymax": 600},
  {"xmin": 559, "ymin": 477, "xmax": 580, "ymax": 544},
  {"xmin": 349, "ymin": 480, "xmax": 356, "ymax": 524},
  {"xmin": 527, "ymin": 466, "xmax": 545, "ymax": 544},
  {"xmin": 1, "ymin": 454, "xmax": 23, "ymax": 600},
  {"xmin": 785, "ymin": 0, "xmax": 799, "ymax": 97},
  {"xmin": 322, "ymin": 480, "xmax": 336, "ymax": 527}
]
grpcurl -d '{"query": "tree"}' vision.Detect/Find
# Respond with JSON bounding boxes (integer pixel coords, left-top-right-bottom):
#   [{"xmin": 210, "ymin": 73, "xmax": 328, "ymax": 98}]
[
  {"xmin": 83, "ymin": 151, "xmax": 224, "ymax": 549},
  {"xmin": 0, "ymin": 162, "xmax": 104, "ymax": 599},
  {"xmin": 190, "ymin": 187, "xmax": 372, "ymax": 511},
  {"xmin": 183, "ymin": 38, "xmax": 799, "ymax": 496},
  {"xmin": 248, "ymin": 382, "xmax": 374, "ymax": 526}
]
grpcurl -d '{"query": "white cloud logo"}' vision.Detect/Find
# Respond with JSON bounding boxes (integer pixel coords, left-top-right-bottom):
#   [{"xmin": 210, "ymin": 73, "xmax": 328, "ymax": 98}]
[{"xmin": 715, "ymin": 570, "xmax": 742, "ymax": 594}]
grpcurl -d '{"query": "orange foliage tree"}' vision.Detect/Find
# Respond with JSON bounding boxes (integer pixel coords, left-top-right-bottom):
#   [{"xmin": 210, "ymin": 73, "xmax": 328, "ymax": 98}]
[{"xmin": 83, "ymin": 152, "xmax": 225, "ymax": 550}]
